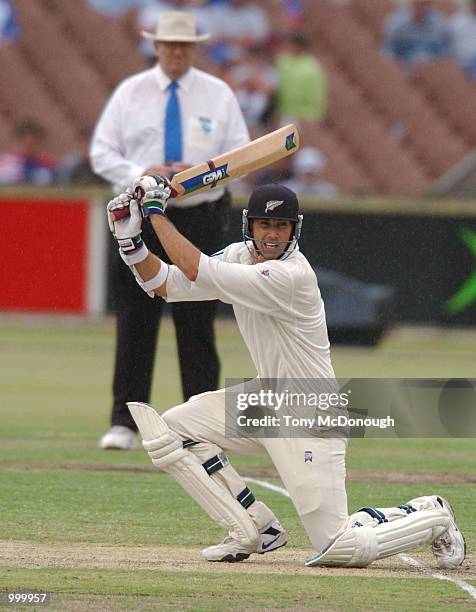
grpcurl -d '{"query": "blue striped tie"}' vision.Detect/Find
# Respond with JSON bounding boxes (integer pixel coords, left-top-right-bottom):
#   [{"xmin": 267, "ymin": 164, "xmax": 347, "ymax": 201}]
[{"xmin": 164, "ymin": 81, "xmax": 182, "ymax": 162}]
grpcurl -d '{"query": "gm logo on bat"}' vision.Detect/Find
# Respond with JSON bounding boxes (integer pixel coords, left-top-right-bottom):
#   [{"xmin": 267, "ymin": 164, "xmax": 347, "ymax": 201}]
[
  {"xmin": 180, "ymin": 163, "xmax": 230, "ymax": 195},
  {"xmin": 202, "ymin": 164, "xmax": 229, "ymax": 185}
]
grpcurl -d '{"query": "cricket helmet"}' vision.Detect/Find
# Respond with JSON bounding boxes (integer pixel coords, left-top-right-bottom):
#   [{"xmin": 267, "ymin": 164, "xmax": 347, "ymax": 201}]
[{"xmin": 242, "ymin": 184, "xmax": 303, "ymax": 260}]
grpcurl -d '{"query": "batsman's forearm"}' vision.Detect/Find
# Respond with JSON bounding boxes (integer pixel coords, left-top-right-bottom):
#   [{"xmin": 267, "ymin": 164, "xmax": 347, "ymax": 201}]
[
  {"xmin": 135, "ymin": 252, "xmax": 162, "ymax": 280},
  {"xmin": 150, "ymin": 215, "xmax": 201, "ymax": 281}
]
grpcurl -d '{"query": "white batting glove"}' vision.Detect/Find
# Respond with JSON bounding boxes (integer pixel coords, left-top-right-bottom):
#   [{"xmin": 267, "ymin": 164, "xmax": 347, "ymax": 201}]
[
  {"xmin": 107, "ymin": 193, "xmax": 145, "ymax": 255},
  {"xmin": 132, "ymin": 175, "xmax": 172, "ymax": 217}
]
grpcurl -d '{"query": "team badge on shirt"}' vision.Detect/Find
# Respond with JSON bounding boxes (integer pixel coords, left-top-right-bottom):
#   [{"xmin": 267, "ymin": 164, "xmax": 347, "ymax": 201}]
[
  {"xmin": 258, "ymin": 268, "xmax": 270, "ymax": 279},
  {"xmin": 199, "ymin": 116, "xmax": 212, "ymax": 133},
  {"xmin": 304, "ymin": 450, "xmax": 313, "ymax": 463}
]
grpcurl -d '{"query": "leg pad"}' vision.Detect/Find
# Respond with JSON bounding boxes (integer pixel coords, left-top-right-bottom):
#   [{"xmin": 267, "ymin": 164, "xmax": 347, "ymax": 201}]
[
  {"xmin": 306, "ymin": 508, "xmax": 450, "ymax": 567},
  {"xmin": 128, "ymin": 402, "xmax": 259, "ymax": 547}
]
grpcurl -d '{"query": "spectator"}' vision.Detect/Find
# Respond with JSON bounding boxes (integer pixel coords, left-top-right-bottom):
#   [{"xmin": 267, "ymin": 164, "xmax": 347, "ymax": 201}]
[
  {"xmin": 284, "ymin": 146, "xmax": 339, "ymax": 199},
  {"xmin": 383, "ymin": 0, "xmax": 451, "ymax": 66},
  {"xmin": 90, "ymin": 11, "xmax": 249, "ymax": 450},
  {"xmin": 449, "ymin": 0, "xmax": 476, "ymax": 79},
  {"xmin": 275, "ymin": 33, "xmax": 327, "ymax": 124},
  {"xmin": 204, "ymin": 0, "xmax": 271, "ymax": 65},
  {"xmin": 218, "ymin": 0, "xmax": 270, "ymax": 43},
  {"xmin": 282, "ymin": 0, "xmax": 305, "ymax": 31},
  {"xmin": 0, "ymin": 119, "xmax": 57, "ymax": 185},
  {"xmin": 228, "ymin": 45, "xmax": 278, "ymax": 130},
  {"xmin": 0, "ymin": 0, "xmax": 18, "ymax": 44},
  {"xmin": 58, "ymin": 129, "xmax": 106, "ymax": 185},
  {"xmin": 88, "ymin": 0, "xmax": 147, "ymax": 17}
]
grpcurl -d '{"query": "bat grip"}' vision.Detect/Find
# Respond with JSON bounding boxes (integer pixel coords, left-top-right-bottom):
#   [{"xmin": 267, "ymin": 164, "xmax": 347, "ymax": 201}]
[
  {"xmin": 206, "ymin": 159, "xmax": 218, "ymax": 188},
  {"xmin": 110, "ymin": 186, "xmax": 178, "ymax": 221}
]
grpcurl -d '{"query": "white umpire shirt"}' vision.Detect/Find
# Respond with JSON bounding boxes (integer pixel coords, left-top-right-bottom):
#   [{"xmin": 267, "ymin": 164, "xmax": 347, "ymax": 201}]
[
  {"xmin": 90, "ymin": 64, "xmax": 250, "ymax": 206},
  {"xmin": 165, "ymin": 242, "xmax": 335, "ymax": 380}
]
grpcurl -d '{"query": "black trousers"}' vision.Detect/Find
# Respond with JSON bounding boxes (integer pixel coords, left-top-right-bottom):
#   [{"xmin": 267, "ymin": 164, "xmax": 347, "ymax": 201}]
[{"xmin": 110, "ymin": 194, "xmax": 230, "ymax": 430}]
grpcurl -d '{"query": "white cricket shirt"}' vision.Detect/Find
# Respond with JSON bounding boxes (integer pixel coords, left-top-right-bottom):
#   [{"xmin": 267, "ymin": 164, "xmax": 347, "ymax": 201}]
[
  {"xmin": 90, "ymin": 64, "xmax": 249, "ymax": 205},
  {"xmin": 166, "ymin": 242, "xmax": 335, "ymax": 380}
]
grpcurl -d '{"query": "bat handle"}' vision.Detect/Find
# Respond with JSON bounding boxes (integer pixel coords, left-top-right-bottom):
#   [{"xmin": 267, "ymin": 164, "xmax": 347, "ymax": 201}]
[
  {"xmin": 134, "ymin": 186, "xmax": 145, "ymax": 200},
  {"xmin": 110, "ymin": 186, "xmax": 178, "ymax": 221},
  {"xmin": 111, "ymin": 207, "xmax": 132, "ymax": 221}
]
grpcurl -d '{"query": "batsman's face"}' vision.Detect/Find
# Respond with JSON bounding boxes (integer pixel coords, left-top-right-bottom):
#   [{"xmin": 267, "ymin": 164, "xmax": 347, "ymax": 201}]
[
  {"xmin": 155, "ymin": 42, "xmax": 195, "ymax": 81},
  {"xmin": 251, "ymin": 219, "xmax": 293, "ymax": 261}
]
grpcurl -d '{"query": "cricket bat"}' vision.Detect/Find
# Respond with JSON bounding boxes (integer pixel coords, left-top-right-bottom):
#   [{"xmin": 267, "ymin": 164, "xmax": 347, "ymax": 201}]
[{"xmin": 111, "ymin": 124, "xmax": 300, "ymax": 220}]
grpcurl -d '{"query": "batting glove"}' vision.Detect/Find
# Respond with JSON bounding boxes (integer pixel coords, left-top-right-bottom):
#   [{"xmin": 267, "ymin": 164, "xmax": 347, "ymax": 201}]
[
  {"xmin": 107, "ymin": 192, "xmax": 145, "ymax": 256},
  {"xmin": 132, "ymin": 175, "xmax": 172, "ymax": 217}
]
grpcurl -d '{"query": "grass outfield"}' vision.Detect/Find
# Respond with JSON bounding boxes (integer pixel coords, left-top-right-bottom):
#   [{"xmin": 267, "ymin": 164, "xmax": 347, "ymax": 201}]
[{"xmin": 0, "ymin": 316, "xmax": 475, "ymax": 611}]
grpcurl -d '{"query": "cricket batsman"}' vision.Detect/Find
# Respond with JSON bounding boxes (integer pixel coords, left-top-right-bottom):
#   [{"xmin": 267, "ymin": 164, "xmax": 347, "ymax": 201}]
[{"xmin": 107, "ymin": 176, "xmax": 465, "ymax": 567}]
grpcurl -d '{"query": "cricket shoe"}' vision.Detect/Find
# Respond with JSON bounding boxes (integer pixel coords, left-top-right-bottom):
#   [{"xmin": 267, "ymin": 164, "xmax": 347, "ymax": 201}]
[
  {"xmin": 99, "ymin": 426, "xmax": 136, "ymax": 450},
  {"xmin": 202, "ymin": 519, "xmax": 288, "ymax": 562},
  {"xmin": 431, "ymin": 496, "xmax": 466, "ymax": 569}
]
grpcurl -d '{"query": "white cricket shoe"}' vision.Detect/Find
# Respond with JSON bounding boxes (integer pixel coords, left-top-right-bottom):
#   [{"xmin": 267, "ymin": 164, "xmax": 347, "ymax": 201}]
[
  {"xmin": 431, "ymin": 496, "xmax": 466, "ymax": 569},
  {"xmin": 202, "ymin": 519, "xmax": 288, "ymax": 562},
  {"xmin": 99, "ymin": 426, "xmax": 136, "ymax": 450}
]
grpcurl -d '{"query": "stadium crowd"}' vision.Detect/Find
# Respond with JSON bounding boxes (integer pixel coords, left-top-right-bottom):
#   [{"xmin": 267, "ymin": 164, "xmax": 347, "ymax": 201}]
[{"xmin": 0, "ymin": 0, "xmax": 475, "ymax": 193}]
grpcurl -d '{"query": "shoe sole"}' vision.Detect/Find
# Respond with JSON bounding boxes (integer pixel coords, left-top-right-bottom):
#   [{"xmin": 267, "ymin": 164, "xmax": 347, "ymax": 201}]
[
  {"xmin": 207, "ymin": 539, "xmax": 288, "ymax": 563},
  {"xmin": 208, "ymin": 552, "xmax": 251, "ymax": 563},
  {"xmin": 433, "ymin": 496, "xmax": 466, "ymax": 568}
]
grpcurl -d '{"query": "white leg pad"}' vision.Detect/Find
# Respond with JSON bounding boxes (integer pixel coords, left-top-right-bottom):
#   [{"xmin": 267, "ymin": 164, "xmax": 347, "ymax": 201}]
[
  {"xmin": 128, "ymin": 402, "xmax": 259, "ymax": 547},
  {"xmin": 306, "ymin": 508, "xmax": 450, "ymax": 567}
]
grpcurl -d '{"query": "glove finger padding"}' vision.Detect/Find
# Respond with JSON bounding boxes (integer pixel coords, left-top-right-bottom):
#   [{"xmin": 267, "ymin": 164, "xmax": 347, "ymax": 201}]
[
  {"xmin": 107, "ymin": 191, "xmax": 134, "ymax": 234},
  {"xmin": 142, "ymin": 186, "xmax": 171, "ymax": 217},
  {"xmin": 129, "ymin": 199, "xmax": 143, "ymax": 225},
  {"xmin": 133, "ymin": 174, "xmax": 171, "ymax": 199}
]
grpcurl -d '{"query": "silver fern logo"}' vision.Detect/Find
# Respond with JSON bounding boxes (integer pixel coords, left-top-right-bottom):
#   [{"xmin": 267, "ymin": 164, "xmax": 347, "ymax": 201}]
[{"xmin": 265, "ymin": 200, "xmax": 284, "ymax": 213}]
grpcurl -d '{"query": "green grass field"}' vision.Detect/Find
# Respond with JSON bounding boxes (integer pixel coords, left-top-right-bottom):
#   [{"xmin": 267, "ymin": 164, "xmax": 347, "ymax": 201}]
[{"xmin": 0, "ymin": 316, "xmax": 475, "ymax": 611}]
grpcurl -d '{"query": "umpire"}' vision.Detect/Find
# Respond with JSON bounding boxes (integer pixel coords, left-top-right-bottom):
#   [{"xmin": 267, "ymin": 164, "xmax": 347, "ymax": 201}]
[{"xmin": 90, "ymin": 11, "xmax": 249, "ymax": 449}]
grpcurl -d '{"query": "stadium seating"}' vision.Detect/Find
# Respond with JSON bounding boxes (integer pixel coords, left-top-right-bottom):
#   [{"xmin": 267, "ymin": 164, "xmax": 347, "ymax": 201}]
[
  {"xmin": 0, "ymin": 113, "xmax": 13, "ymax": 146},
  {"xmin": 44, "ymin": 0, "xmax": 146, "ymax": 91},
  {"xmin": 311, "ymin": 0, "xmax": 469, "ymax": 180},
  {"xmin": 299, "ymin": 121, "xmax": 374, "ymax": 194},
  {"xmin": 411, "ymin": 60, "xmax": 476, "ymax": 147},
  {"xmin": 1, "ymin": 0, "xmax": 474, "ymax": 195},
  {"xmin": 322, "ymin": 57, "xmax": 429, "ymax": 195},
  {"xmin": 0, "ymin": 44, "xmax": 78, "ymax": 156},
  {"xmin": 14, "ymin": 0, "xmax": 110, "ymax": 135}
]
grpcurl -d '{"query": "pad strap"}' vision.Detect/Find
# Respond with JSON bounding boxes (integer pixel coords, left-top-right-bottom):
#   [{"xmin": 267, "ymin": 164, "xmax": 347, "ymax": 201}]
[
  {"xmin": 202, "ymin": 452, "xmax": 230, "ymax": 476},
  {"xmin": 182, "ymin": 438, "xmax": 199, "ymax": 449},
  {"xmin": 358, "ymin": 507, "xmax": 388, "ymax": 524},
  {"xmin": 237, "ymin": 487, "xmax": 256, "ymax": 509}
]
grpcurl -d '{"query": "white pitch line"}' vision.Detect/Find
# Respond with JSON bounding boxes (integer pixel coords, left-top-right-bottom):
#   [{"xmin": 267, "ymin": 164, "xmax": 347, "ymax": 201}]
[
  {"xmin": 245, "ymin": 477, "xmax": 475, "ymax": 600},
  {"xmin": 398, "ymin": 553, "xmax": 476, "ymax": 599},
  {"xmin": 245, "ymin": 477, "xmax": 290, "ymax": 498}
]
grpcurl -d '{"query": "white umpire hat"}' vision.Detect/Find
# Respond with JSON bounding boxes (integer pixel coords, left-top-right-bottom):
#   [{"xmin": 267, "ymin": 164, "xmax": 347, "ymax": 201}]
[{"xmin": 141, "ymin": 11, "xmax": 210, "ymax": 43}]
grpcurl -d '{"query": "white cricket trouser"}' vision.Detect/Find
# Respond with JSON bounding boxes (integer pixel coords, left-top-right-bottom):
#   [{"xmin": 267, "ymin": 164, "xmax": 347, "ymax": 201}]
[{"xmin": 162, "ymin": 387, "xmax": 349, "ymax": 552}]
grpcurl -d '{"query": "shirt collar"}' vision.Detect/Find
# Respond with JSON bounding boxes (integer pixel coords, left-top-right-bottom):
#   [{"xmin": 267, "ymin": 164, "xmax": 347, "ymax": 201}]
[{"xmin": 155, "ymin": 64, "xmax": 194, "ymax": 93}]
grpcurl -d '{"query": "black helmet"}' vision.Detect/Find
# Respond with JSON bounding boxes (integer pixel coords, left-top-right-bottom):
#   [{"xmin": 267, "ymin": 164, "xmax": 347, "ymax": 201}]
[{"xmin": 242, "ymin": 184, "xmax": 303, "ymax": 260}]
